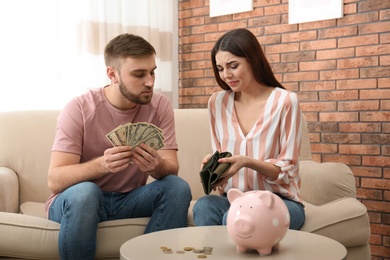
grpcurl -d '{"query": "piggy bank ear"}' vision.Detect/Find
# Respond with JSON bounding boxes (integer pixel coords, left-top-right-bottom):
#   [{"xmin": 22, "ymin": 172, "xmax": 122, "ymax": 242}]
[
  {"xmin": 258, "ymin": 191, "xmax": 275, "ymax": 208},
  {"xmin": 227, "ymin": 188, "xmax": 244, "ymax": 203}
]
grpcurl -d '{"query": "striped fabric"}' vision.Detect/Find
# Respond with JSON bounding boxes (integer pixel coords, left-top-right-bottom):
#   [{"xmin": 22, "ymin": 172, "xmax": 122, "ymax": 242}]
[{"xmin": 208, "ymin": 87, "xmax": 303, "ymax": 203}]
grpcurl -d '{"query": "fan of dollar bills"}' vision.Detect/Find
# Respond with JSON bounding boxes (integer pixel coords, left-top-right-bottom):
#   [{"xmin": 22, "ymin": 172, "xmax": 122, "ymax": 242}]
[{"xmin": 106, "ymin": 122, "xmax": 165, "ymax": 150}]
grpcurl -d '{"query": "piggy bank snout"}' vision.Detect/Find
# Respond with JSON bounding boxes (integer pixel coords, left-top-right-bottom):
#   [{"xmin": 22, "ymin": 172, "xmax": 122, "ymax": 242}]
[{"xmin": 233, "ymin": 218, "xmax": 254, "ymax": 235}]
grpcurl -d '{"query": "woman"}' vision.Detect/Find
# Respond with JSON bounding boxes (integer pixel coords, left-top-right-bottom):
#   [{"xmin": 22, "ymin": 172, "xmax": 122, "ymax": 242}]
[{"xmin": 193, "ymin": 28, "xmax": 305, "ymax": 230}]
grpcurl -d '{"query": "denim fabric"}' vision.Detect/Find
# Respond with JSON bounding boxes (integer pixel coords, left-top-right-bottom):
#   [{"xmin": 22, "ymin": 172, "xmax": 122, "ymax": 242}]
[
  {"xmin": 49, "ymin": 175, "xmax": 191, "ymax": 260},
  {"xmin": 193, "ymin": 193, "xmax": 305, "ymax": 230}
]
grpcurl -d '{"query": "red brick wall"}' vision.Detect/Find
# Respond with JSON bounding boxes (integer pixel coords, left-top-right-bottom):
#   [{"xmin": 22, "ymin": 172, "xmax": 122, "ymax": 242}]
[{"xmin": 178, "ymin": 0, "xmax": 390, "ymax": 258}]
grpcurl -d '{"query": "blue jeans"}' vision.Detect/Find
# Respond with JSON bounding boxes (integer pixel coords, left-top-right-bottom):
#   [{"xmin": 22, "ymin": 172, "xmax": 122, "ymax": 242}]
[
  {"xmin": 49, "ymin": 175, "xmax": 191, "ymax": 260},
  {"xmin": 193, "ymin": 194, "xmax": 305, "ymax": 230}
]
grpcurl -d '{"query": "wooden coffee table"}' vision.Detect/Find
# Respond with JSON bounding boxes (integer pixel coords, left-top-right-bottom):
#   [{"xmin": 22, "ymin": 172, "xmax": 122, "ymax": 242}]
[{"xmin": 120, "ymin": 226, "xmax": 346, "ymax": 259}]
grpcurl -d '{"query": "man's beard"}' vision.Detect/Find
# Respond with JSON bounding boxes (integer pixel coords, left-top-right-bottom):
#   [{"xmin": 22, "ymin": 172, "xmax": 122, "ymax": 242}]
[{"xmin": 119, "ymin": 82, "xmax": 153, "ymax": 105}]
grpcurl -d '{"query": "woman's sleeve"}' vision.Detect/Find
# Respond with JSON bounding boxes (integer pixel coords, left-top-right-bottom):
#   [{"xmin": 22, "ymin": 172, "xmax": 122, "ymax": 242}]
[{"xmin": 265, "ymin": 92, "xmax": 302, "ymax": 185}]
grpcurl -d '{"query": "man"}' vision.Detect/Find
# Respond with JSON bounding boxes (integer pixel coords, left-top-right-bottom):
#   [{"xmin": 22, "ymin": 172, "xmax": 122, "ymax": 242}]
[{"xmin": 45, "ymin": 33, "xmax": 191, "ymax": 259}]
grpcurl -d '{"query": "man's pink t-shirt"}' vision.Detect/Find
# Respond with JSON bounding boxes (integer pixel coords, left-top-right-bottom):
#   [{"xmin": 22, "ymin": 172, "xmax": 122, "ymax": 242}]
[{"xmin": 45, "ymin": 87, "xmax": 177, "ymax": 212}]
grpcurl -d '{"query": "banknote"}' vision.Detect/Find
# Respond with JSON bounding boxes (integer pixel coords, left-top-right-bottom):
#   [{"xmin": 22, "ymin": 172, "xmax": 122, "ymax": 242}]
[{"xmin": 106, "ymin": 122, "xmax": 165, "ymax": 150}]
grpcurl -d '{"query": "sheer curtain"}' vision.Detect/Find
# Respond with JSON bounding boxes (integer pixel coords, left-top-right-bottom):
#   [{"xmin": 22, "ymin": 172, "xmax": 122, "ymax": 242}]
[{"xmin": 0, "ymin": 0, "xmax": 178, "ymax": 112}]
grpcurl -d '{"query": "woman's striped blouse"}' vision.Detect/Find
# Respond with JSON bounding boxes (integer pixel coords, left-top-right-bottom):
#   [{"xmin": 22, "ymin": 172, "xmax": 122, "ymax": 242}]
[{"xmin": 208, "ymin": 87, "xmax": 303, "ymax": 203}]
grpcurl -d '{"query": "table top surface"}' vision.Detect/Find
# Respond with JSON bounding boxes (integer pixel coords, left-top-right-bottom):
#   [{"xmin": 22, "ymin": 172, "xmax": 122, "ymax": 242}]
[{"xmin": 120, "ymin": 226, "xmax": 347, "ymax": 260}]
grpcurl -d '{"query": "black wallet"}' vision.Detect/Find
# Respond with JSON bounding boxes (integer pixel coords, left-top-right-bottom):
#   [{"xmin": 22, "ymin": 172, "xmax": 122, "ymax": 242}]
[{"xmin": 200, "ymin": 151, "xmax": 232, "ymax": 195}]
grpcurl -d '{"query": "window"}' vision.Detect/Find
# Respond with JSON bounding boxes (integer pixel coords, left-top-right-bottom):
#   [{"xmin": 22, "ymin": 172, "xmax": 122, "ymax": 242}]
[{"xmin": 0, "ymin": 0, "xmax": 178, "ymax": 112}]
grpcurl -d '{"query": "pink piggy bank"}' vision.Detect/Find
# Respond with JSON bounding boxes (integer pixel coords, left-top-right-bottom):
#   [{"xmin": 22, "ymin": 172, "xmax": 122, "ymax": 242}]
[{"xmin": 226, "ymin": 189, "xmax": 290, "ymax": 256}]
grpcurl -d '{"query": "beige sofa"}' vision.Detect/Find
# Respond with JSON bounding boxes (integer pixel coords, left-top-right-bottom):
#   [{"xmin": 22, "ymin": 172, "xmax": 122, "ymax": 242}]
[{"xmin": 0, "ymin": 109, "xmax": 371, "ymax": 259}]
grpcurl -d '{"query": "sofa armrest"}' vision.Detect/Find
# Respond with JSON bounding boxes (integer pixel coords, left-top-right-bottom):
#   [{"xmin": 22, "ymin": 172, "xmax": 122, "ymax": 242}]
[
  {"xmin": 299, "ymin": 160, "xmax": 356, "ymax": 206},
  {"xmin": 301, "ymin": 198, "xmax": 370, "ymax": 247},
  {"xmin": 0, "ymin": 167, "xmax": 19, "ymax": 213}
]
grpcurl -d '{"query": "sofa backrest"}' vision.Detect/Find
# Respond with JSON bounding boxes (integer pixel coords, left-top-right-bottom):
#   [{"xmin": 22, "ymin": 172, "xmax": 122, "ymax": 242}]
[
  {"xmin": 0, "ymin": 110, "xmax": 59, "ymax": 205},
  {"xmin": 0, "ymin": 108, "xmax": 312, "ymax": 205},
  {"xmin": 174, "ymin": 109, "xmax": 213, "ymax": 199}
]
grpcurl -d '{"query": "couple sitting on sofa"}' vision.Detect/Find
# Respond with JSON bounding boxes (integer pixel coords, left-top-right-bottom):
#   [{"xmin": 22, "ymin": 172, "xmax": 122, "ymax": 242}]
[{"xmin": 49, "ymin": 29, "xmax": 305, "ymax": 259}]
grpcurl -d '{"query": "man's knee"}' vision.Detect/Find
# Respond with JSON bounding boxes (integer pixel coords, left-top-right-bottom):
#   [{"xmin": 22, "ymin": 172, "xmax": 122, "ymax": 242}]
[
  {"xmin": 65, "ymin": 182, "xmax": 103, "ymax": 206},
  {"xmin": 155, "ymin": 175, "xmax": 192, "ymax": 208},
  {"xmin": 162, "ymin": 175, "xmax": 191, "ymax": 196}
]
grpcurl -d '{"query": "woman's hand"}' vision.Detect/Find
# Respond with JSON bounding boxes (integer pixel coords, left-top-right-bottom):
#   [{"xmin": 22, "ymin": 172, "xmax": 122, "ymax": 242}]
[
  {"xmin": 200, "ymin": 153, "xmax": 213, "ymax": 170},
  {"xmin": 214, "ymin": 155, "xmax": 249, "ymax": 187}
]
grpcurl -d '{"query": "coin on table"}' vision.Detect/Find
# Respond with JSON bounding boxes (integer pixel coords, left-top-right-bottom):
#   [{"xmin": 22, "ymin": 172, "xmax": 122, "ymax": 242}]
[
  {"xmin": 162, "ymin": 248, "xmax": 173, "ymax": 254},
  {"xmin": 184, "ymin": 247, "xmax": 194, "ymax": 251},
  {"xmin": 197, "ymin": 255, "xmax": 207, "ymax": 259}
]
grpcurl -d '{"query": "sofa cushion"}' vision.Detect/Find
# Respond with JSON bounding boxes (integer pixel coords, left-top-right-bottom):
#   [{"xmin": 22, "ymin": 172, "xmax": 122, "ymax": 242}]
[
  {"xmin": 0, "ymin": 211, "xmax": 149, "ymax": 259},
  {"xmin": 20, "ymin": 202, "xmax": 47, "ymax": 219},
  {"xmin": 0, "ymin": 212, "xmax": 60, "ymax": 259}
]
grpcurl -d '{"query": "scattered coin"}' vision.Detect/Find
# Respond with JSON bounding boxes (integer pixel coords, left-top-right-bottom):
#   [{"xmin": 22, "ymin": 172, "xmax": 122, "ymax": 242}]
[
  {"xmin": 161, "ymin": 247, "xmax": 173, "ymax": 254},
  {"xmin": 160, "ymin": 245, "xmax": 213, "ymax": 257}
]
